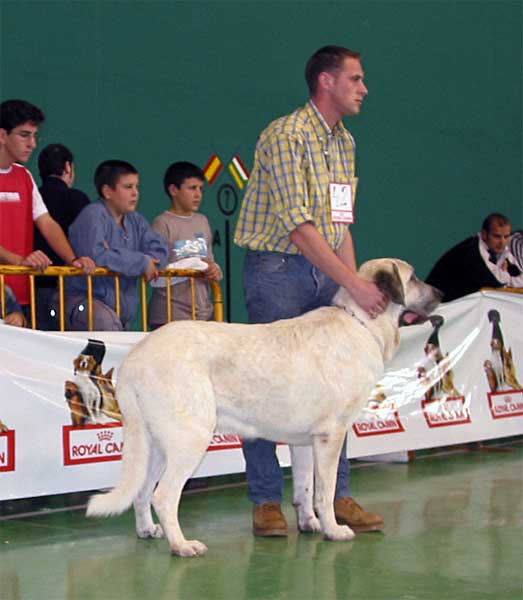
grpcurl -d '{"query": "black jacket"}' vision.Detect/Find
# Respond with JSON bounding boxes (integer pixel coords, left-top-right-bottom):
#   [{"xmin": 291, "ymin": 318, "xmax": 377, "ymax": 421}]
[
  {"xmin": 34, "ymin": 177, "xmax": 90, "ymax": 288},
  {"xmin": 425, "ymin": 236, "xmax": 503, "ymax": 302}
]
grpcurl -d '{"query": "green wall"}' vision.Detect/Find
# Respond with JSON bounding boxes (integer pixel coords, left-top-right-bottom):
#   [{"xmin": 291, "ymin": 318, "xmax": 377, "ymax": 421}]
[{"xmin": 1, "ymin": 0, "xmax": 521, "ymax": 324}]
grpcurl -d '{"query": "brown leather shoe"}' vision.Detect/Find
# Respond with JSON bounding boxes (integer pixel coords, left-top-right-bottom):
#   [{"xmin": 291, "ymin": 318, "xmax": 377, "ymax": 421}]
[
  {"xmin": 253, "ymin": 502, "xmax": 288, "ymax": 537},
  {"xmin": 334, "ymin": 497, "xmax": 384, "ymax": 532}
]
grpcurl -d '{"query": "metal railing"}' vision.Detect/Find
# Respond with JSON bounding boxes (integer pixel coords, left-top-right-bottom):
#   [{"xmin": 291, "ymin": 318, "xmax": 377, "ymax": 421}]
[
  {"xmin": 479, "ymin": 287, "xmax": 523, "ymax": 295},
  {"xmin": 0, "ymin": 265, "xmax": 224, "ymax": 330}
]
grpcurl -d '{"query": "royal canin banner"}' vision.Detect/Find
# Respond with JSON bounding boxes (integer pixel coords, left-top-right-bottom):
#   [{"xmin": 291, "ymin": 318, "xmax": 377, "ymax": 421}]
[{"xmin": 1, "ymin": 291, "xmax": 522, "ymax": 501}]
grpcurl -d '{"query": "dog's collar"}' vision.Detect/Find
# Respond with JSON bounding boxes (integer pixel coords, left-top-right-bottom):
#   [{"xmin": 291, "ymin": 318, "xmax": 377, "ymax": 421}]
[
  {"xmin": 343, "ymin": 307, "xmax": 371, "ymax": 329},
  {"xmin": 343, "ymin": 307, "xmax": 385, "ymax": 352}
]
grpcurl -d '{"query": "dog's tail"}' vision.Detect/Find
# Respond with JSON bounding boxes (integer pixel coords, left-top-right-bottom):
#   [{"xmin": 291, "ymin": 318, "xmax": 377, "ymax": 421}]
[{"xmin": 86, "ymin": 375, "xmax": 148, "ymax": 518}]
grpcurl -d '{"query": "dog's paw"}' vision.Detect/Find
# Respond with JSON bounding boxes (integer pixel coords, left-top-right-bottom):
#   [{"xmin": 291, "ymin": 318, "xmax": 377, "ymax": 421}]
[
  {"xmin": 298, "ymin": 514, "xmax": 322, "ymax": 534},
  {"xmin": 171, "ymin": 539, "xmax": 208, "ymax": 558},
  {"xmin": 136, "ymin": 524, "xmax": 164, "ymax": 539},
  {"xmin": 323, "ymin": 524, "xmax": 355, "ymax": 542}
]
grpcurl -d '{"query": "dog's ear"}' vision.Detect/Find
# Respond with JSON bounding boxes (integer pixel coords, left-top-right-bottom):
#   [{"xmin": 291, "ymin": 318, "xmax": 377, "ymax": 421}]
[{"xmin": 375, "ymin": 263, "xmax": 405, "ymax": 305}]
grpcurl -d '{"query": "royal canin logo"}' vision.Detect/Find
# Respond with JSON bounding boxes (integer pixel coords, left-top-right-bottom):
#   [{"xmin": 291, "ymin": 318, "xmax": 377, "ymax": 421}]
[
  {"xmin": 487, "ymin": 389, "xmax": 523, "ymax": 420},
  {"xmin": 0, "ymin": 430, "xmax": 16, "ymax": 472},
  {"xmin": 207, "ymin": 434, "xmax": 243, "ymax": 451},
  {"xmin": 422, "ymin": 396, "xmax": 471, "ymax": 428},
  {"xmin": 352, "ymin": 410, "xmax": 405, "ymax": 437},
  {"xmin": 63, "ymin": 423, "xmax": 123, "ymax": 466}
]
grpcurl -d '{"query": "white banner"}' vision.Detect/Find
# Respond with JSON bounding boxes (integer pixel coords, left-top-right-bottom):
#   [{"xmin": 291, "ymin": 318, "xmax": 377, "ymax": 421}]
[{"xmin": 1, "ymin": 291, "xmax": 522, "ymax": 501}]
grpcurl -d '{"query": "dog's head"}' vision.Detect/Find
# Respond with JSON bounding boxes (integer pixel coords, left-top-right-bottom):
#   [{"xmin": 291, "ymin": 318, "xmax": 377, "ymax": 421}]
[
  {"xmin": 334, "ymin": 258, "xmax": 442, "ymax": 326},
  {"xmin": 73, "ymin": 339, "xmax": 106, "ymax": 376},
  {"xmin": 74, "ymin": 354, "xmax": 101, "ymax": 377}
]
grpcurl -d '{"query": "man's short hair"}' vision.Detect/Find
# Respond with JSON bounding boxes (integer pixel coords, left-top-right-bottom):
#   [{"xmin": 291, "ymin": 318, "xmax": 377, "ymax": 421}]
[
  {"xmin": 305, "ymin": 45, "xmax": 362, "ymax": 96},
  {"xmin": 94, "ymin": 160, "xmax": 138, "ymax": 197},
  {"xmin": 163, "ymin": 161, "xmax": 205, "ymax": 196},
  {"xmin": 482, "ymin": 213, "xmax": 511, "ymax": 233},
  {"xmin": 0, "ymin": 99, "xmax": 45, "ymax": 132},
  {"xmin": 38, "ymin": 143, "xmax": 74, "ymax": 180}
]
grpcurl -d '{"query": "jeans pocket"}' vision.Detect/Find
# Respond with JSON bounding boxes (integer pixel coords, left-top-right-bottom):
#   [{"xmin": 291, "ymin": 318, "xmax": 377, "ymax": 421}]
[{"xmin": 256, "ymin": 254, "xmax": 289, "ymax": 275}]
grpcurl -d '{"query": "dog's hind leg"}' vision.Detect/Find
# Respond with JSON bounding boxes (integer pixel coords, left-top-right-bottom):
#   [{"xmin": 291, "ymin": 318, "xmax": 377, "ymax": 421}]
[
  {"xmin": 290, "ymin": 445, "xmax": 321, "ymax": 533},
  {"xmin": 151, "ymin": 420, "xmax": 213, "ymax": 557},
  {"xmin": 134, "ymin": 435, "xmax": 166, "ymax": 539},
  {"xmin": 312, "ymin": 431, "xmax": 355, "ymax": 542}
]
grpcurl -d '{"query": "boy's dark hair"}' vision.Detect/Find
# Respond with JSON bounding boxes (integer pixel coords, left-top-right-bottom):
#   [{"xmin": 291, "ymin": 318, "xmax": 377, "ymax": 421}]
[
  {"xmin": 163, "ymin": 161, "xmax": 205, "ymax": 197},
  {"xmin": 482, "ymin": 213, "xmax": 511, "ymax": 233},
  {"xmin": 0, "ymin": 99, "xmax": 45, "ymax": 132},
  {"xmin": 94, "ymin": 160, "xmax": 138, "ymax": 197},
  {"xmin": 305, "ymin": 45, "xmax": 361, "ymax": 96},
  {"xmin": 38, "ymin": 143, "xmax": 74, "ymax": 180}
]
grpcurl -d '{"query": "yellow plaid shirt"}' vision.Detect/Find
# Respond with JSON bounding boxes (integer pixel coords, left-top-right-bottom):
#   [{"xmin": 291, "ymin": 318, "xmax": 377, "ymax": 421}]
[{"xmin": 234, "ymin": 101, "xmax": 357, "ymax": 253}]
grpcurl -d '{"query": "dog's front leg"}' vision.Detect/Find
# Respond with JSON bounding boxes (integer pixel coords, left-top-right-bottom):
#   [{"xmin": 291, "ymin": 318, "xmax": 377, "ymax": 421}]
[
  {"xmin": 290, "ymin": 445, "xmax": 321, "ymax": 533},
  {"xmin": 312, "ymin": 431, "xmax": 355, "ymax": 541}
]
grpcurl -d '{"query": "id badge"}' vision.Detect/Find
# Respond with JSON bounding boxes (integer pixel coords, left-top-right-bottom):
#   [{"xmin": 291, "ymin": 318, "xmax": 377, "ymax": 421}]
[{"xmin": 330, "ymin": 182, "xmax": 354, "ymax": 224}]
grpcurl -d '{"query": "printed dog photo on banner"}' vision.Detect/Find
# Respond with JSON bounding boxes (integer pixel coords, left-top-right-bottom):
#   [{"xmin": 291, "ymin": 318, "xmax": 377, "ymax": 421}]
[
  {"xmin": 63, "ymin": 339, "xmax": 124, "ymax": 466},
  {"xmin": 416, "ymin": 316, "xmax": 470, "ymax": 428},
  {"xmin": 484, "ymin": 310, "xmax": 523, "ymax": 420},
  {"xmin": 351, "ymin": 381, "xmax": 406, "ymax": 438},
  {"xmin": 65, "ymin": 339, "xmax": 122, "ymax": 427}
]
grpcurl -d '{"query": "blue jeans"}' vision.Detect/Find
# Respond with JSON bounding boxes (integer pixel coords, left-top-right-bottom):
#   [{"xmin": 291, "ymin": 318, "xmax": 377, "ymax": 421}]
[{"xmin": 242, "ymin": 250, "xmax": 351, "ymax": 505}]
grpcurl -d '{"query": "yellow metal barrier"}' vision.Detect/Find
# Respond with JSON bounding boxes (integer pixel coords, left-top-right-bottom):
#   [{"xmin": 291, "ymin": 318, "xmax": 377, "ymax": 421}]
[
  {"xmin": 479, "ymin": 287, "xmax": 523, "ymax": 294},
  {"xmin": 0, "ymin": 265, "xmax": 224, "ymax": 330}
]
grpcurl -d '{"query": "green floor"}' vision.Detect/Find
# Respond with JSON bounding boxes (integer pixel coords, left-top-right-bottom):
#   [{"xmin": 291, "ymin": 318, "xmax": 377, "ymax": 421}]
[{"xmin": 1, "ymin": 443, "xmax": 522, "ymax": 600}]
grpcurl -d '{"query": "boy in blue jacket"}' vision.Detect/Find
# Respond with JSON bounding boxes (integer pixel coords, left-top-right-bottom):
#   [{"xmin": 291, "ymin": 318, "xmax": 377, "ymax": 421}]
[{"xmin": 66, "ymin": 160, "xmax": 168, "ymax": 330}]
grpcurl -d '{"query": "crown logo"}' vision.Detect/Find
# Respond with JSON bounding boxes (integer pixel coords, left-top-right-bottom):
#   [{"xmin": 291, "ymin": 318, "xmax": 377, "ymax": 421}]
[{"xmin": 97, "ymin": 430, "xmax": 114, "ymax": 441}]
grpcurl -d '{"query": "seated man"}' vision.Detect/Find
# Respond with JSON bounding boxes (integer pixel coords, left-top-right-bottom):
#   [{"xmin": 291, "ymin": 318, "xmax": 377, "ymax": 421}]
[
  {"xmin": 1, "ymin": 284, "xmax": 25, "ymax": 327},
  {"xmin": 426, "ymin": 213, "xmax": 523, "ymax": 302},
  {"xmin": 66, "ymin": 160, "xmax": 169, "ymax": 331}
]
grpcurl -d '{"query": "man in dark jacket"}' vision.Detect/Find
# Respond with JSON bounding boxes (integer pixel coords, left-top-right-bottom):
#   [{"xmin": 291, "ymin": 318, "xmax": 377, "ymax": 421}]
[
  {"xmin": 426, "ymin": 213, "xmax": 523, "ymax": 302},
  {"xmin": 34, "ymin": 143, "xmax": 90, "ymax": 329}
]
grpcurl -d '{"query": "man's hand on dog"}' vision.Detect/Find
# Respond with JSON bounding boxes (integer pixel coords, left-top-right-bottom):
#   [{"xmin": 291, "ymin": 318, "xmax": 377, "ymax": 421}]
[{"xmin": 351, "ymin": 279, "xmax": 389, "ymax": 319}]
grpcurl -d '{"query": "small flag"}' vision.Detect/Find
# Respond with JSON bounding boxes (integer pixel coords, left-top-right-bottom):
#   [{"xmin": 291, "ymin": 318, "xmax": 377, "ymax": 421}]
[
  {"xmin": 203, "ymin": 154, "xmax": 224, "ymax": 185},
  {"xmin": 228, "ymin": 155, "xmax": 250, "ymax": 190}
]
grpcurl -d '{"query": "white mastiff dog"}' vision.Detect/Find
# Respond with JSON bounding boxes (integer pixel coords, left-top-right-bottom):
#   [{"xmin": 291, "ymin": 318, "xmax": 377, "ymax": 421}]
[{"xmin": 87, "ymin": 259, "xmax": 441, "ymax": 557}]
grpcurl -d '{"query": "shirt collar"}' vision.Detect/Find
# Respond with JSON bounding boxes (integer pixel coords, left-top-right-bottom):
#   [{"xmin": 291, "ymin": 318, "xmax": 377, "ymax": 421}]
[
  {"xmin": 42, "ymin": 176, "xmax": 68, "ymax": 188},
  {"xmin": 477, "ymin": 233, "xmax": 509, "ymax": 263},
  {"xmin": 99, "ymin": 198, "xmax": 125, "ymax": 225},
  {"xmin": 307, "ymin": 100, "xmax": 347, "ymax": 138}
]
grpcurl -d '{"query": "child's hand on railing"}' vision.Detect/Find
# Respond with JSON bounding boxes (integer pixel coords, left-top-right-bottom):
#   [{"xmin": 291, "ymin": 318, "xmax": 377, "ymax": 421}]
[
  {"xmin": 202, "ymin": 260, "xmax": 223, "ymax": 282},
  {"xmin": 144, "ymin": 258, "xmax": 161, "ymax": 282},
  {"xmin": 3, "ymin": 311, "xmax": 25, "ymax": 327},
  {"xmin": 72, "ymin": 256, "xmax": 96, "ymax": 275},
  {"xmin": 21, "ymin": 250, "xmax": 52, "ymax": 271}
]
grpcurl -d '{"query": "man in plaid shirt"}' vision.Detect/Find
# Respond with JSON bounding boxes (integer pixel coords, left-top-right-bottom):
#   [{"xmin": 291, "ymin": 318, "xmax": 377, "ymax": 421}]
[{"xmin": 235, "ymin": 46, "xmax": 387, "ymax": 537}]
